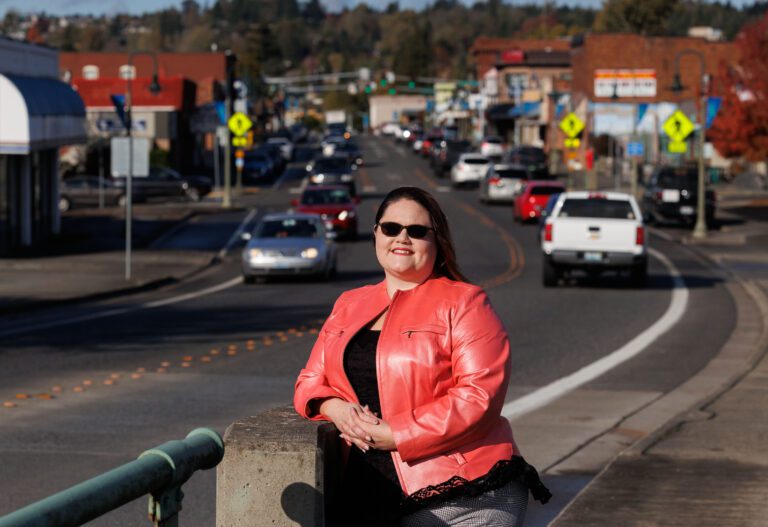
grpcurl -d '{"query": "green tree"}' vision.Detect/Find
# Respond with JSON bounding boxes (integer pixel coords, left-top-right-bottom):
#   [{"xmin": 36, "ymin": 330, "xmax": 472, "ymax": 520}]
[{"xmin": 594, "ymin": 0, "xmax": 680, "ymax": 35}]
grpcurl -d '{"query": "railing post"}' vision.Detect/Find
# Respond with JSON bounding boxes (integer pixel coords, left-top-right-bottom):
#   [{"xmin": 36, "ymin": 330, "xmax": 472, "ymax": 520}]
[{"xmin": 217, "ymin": 406, "xmax": 341, "ymax": 527}]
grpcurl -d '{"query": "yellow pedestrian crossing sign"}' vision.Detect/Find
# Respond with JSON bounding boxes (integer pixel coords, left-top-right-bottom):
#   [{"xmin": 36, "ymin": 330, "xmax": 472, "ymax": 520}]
[
  {"xmin": 232, "ymin": 136, "xmax": 247, "ymax": 147},
  {"xmin": 559, "ymin": 112, "xmax": 585, "ymax": 139},
  {"xmin": 663, "ymin": 110, "xmax": 694, "ymax": 143},
  {"xmin": 564, "ymin": 138, "xmax": 580, "ymax": 149},
  {"xmin": 228, "ymin": 112, "xmax": 253, "ymax": 137}
]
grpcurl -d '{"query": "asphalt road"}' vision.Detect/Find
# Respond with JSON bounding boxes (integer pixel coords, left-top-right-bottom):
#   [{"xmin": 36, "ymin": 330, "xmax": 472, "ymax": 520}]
[{"xmin": 0, "ymin": 136, "xmax": 735, "ymax": 526}]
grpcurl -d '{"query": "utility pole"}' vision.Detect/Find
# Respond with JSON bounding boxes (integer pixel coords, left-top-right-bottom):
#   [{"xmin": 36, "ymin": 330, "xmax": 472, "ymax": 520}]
[{"xmin": 223, "ymin": 50, "xmax": 234, "ymax": 208}]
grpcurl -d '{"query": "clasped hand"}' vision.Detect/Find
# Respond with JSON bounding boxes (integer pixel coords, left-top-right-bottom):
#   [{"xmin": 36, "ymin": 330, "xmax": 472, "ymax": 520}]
[{"xmin": 319, "ymin": 398, "xmax": 396, "ymax": 452}]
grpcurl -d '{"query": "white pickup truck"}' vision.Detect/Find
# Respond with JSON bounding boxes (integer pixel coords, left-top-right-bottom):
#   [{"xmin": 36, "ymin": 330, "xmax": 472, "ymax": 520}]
[{"xmin": 540, "ymin": 191, "xmax": 647, "ymax": 287}]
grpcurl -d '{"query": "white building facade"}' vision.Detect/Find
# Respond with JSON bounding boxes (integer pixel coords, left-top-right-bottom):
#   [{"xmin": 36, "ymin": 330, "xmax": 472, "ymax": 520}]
[{"xmin": 0, "ymin": 37, "xmax": 86, "ymax": 255}]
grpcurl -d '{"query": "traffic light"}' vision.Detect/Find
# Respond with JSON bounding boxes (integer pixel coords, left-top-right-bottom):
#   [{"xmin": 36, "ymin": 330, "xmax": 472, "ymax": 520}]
[
  {"xmin": 380, "ymin": 78, "xmax": 387, "ymax": 87},
  {"xmin": 364, "ymin": 85, "xmax": 372, "ymax": 94},
  {"xmin": 388, "ymin": 87, "xmax": 396, "ymax": 95},
  {"xmin": 408, "ymin": 81, "xmax": 415, "ymax": 88}
]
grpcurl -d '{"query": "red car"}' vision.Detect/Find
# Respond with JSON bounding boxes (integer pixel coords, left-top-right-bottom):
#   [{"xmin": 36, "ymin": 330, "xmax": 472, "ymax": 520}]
[
  {"xmin": 514, "ymin": 181, "xmax": 565, "ymax": 223},
  {"xmin": 292, "ymin": 185, "xmax": 359, "ymax": 239}
]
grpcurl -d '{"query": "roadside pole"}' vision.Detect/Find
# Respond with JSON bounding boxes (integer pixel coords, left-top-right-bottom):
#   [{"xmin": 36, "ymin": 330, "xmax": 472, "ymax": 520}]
[
  {"xmin": 223, "ymin": 94, "xmax": 232, "ymax": 208},
  {"xmin": 235, "ymin": 149, "xmax": 244, "ymax": 195}
]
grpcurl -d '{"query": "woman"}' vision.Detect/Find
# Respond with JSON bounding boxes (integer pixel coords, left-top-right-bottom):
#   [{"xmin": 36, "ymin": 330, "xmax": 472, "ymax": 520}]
[{"xmin": 294, "ymin": 186, "xmax": 550, "ymax": 526}]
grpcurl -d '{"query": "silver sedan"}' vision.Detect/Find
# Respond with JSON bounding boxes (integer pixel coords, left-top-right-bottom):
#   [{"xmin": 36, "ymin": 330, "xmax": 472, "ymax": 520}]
[
  {"xmin": 241, "ymin": 213, "xmax": 338, "ymax": 283},
  {"xmin": 479, "ymin": 164, "xmax": 530, "ymax": 203}
]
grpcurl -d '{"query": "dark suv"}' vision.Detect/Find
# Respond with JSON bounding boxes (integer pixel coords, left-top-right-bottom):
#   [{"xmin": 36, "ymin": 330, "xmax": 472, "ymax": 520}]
[
  {"xmin": 432, "ymin": 139, "xmax": 472, "ymax": 178},
  {"xmin": 642, "ymin": 166, "xmax": 716, "ymax": 226}
]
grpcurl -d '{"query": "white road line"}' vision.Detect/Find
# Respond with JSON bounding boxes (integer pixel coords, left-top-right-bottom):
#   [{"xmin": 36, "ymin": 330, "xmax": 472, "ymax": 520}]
[
  {"xmin": 502, "ymin": 247, "xmax": 689, "ymax": 420},
  {"xmin": 386, "ymin": 173, "xmax": 403, "ymax": 181},
  {"xmin": 217, "ymin": 208, "xmax": 258, "ymax": 260},
  {"xmin": 436, "ymin": 186, "xmax": 451, "ymax": 193},
  {"xmin": 363, "ymin": 185, "xmax": 378, "ymax": 193}
]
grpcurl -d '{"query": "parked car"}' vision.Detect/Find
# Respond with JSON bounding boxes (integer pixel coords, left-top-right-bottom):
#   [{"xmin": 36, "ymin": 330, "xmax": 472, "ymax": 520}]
[
  {"xmin": 113, "ymin": 167, "xmax": 211, "ymax": 202},
  {"xmin": 433, "ymin": 139, "xmax": 472, "ymax": 178},
  {"xmin": 479, "ymin": 164, "xmax": 532, "ymax": 203},
  {"xmin": 293, "ymin": 144, "xmax": 321, "ymax": 164},
  {"xmin": 514, "ymin": 180, "xmax": 566, "ymax": 222},
  {"xmin": 333, "ymin": 140, "xmax": 364, "ymax": 166},
  {"xmin": 59, "ymin": 176, "xmax": 131, "ymax": 211},
  {"xmin": 540, "ymin": 191, "xmax": 647, "ymax": 287},
  {"xmin": 642, "ymin": 166, "xmax": 716, "ymax": 226},
  {"xmin": 241, "ymin": 213, "xmax": 337, "ymax": 283},
  {"xmin": 243, "ymin": 152, "xmax": 273, "ymax": 182},
  {"xmin": 450, "ymin": 153, "xmax": 490, "ymax": 187},
  {"xmin": 420, "ymin": 131, "xmax": 443, "ymax": 157},
  {"xmin": 292, "ymin": 185, "xmax": 359, "ymax": 240},
  {"xmin": 480, "ymin": 136, "xmax": 505, "ymax": 158},
  {"xmin": 255, "ymin": 143, "xmax": 286, "ymax": 176}
]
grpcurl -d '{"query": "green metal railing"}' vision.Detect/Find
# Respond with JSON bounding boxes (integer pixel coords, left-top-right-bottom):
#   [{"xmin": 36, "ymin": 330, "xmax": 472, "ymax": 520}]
[{"xmin": 0, "ymin": 428, "xmax": 224, "ymax": 527}]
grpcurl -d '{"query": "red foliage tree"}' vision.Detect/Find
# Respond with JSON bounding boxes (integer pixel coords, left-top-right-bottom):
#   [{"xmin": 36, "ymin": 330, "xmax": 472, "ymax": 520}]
[{"xmin": 709, "ymin": 14, "xmax": 768, "ymax": 161}]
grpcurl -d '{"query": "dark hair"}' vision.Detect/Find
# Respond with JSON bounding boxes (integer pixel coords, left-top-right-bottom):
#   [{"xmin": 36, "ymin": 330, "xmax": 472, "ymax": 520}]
[{"xmin": 374, "ymin": 186, "xmax": 469, "ymax": 283}]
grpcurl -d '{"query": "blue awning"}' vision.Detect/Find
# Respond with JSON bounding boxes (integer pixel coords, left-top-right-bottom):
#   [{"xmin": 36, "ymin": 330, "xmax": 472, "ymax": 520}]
[
  {"xmin": 4, "ymin": 74, "xmax": 85, "ymax": 117},
  {"xmin": 509, "ymin": 101, "xmax": 540, "ymax": 118},
  {"xmin": 0, "ymin": 73, "xmax": 86, "ymax": 154}
]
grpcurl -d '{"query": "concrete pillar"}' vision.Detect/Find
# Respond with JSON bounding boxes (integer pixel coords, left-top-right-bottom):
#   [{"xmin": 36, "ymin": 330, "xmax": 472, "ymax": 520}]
[
  {"xmin": 217, "ymin": 406, "xmax": 341, "ymax": 527},
  {"xmin": 19, "ymin": 155, "xmax": 31, "ymax": 246}
]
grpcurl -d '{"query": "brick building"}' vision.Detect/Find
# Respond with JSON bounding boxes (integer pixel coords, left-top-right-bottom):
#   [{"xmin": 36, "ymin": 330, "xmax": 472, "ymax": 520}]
[
  {"xmin": 59, "ymin": 52, "xmax": 230, "ymax": 172},
  {"xmin": 470, "ymin": 37, "xmax": 572, "ymax": 146},
  {"xmin": 568, "ymin": 33, "xmax": 738, "ymax": 168}
]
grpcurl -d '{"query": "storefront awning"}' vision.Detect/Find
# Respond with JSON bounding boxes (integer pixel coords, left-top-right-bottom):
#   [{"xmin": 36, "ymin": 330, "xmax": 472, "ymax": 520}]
[
  {"xmin": 0, "ymin": 74, "xmax": 86, "ymax": 155},
  {"xmin": 486, "ymin": 101, "xmax": 541, "ymax": 121}
]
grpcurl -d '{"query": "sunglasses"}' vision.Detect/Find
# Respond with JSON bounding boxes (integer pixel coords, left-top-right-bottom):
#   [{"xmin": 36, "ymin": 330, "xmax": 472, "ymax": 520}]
[{"xmin": 376, "ymin": 222, "xmax": 434, "ymax": 239}]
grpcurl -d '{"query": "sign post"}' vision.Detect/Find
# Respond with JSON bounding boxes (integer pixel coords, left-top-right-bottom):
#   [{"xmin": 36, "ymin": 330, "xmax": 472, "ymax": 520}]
[{"xmin": 228, "ymin": 112, "xmax": 253, "ymax": 196}]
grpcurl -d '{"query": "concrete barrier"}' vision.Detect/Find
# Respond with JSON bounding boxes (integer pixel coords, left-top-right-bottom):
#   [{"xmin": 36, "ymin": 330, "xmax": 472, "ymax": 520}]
[{"xmin": 217, "ymin": 405, "xmax": 341, "ymax": 527}]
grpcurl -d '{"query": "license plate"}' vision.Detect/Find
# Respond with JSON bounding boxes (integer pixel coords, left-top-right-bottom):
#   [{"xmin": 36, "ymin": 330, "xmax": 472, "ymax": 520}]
[
  {"xmin": 662, "ymin": 189, "xmax": 680, "ymax": 203},
  {"xmin": 680, "ymin": 206, "xmax": 694, "ymax": 215},
  {"xmin": 584, "ymin": 252, "xmax": 603, "ymax": 262}
]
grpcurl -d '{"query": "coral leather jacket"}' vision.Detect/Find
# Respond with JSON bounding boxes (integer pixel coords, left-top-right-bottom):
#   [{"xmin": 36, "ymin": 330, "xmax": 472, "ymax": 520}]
[{"xmin": 294, "ymin": 277, "xmax": 520, "ymax": 496}]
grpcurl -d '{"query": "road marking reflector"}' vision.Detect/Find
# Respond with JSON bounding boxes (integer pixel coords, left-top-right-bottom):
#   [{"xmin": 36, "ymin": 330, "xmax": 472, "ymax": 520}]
[
  {"xmin": 131, "ymin": 373, "xmax": 142, "ymax": 379},
  {"xmin": 201, "ymin": 356, "xmax": 212, "ymax": 363},
  {"xmin": 52, "ymin": 386, "xmax": 62, "ymax": 393},
  {"xmin": 82, "ymin": 380, "xmax": 93, "ymax": 386},
  {"xmin": 3, "ymin": 402, "xmax": 16, "ymax": 408},
  {"xmin": 210, "ymin": 349, "xmax": 220, "ymax": 355},
  {"xmin": 73, "ymin": 386, "xmax": 84, "ymax": 393},
  {"xmin": 110, "ymin": 373, "xmax": 120, "ymax": 379},
  {"xmin": 181, "ymin": 362, "xmax": 191, "ymax": 368},
  {"xmin": 156, "ymin": 368, "xmax": 167, "ymax": 374},
  {"xmin": 136, "ymin": 367, "xmax": 146, "ymax": 373},
  {"xmin": 15, "ymin": 393, "xmax": 29, "ymax": 399},
  {"xmin": 160, "ymin": 361, "xmax": 171, "ymax": 367},
  {"xmin": 36, "ymin": 393, "xmax": 54, "ymax": 400},
  {"xmin": 103, "ymin": 379, "xmax": 115, "ymax": 386},
  {"xmin": 296, "ymin": 332, "xmax": 304, "ymax": 337},
  {"xmin": 183, "ymin": 356, "xmax": 193, "ymax": 361},
  {"xmin": 227, "ymin": 350, "xmax": 237, "ymax": 356}
]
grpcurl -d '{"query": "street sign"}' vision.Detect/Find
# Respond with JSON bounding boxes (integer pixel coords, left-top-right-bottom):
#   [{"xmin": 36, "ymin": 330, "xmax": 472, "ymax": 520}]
[
  {"xmin": 663, "ymin": 110, "xmax": 695, "ymax": 142},
  {"xmin": 564, "ymin": 138, "xmax": 581, "ymax": 149},
  {"xmin": 559, "ymin": 112, "xmax": 585, "ymax": 138},
  {"xmin": 627, "ymin": 142, "xmax": 645, "ymax": 157},
  {"xmin": 668, "ymin": 141, "xmax": 688, "ymax": 154},
  {"xmin": 232, "ymin": 136, "xmax": 247, "ymax": 147},
  {"xmin": 110, "ymin": 137, "xmax": 149, "ymax": 177},
  {"xmin": 228, "ymin": 112, "xmax": 253, "ymax": 137}
]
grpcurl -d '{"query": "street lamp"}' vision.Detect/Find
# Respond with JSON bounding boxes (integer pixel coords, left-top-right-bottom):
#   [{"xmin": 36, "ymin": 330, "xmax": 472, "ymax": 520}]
[
  {"xmin": 125, "ymin": 51, "xmax": 161, "ymax": 280},
  {"xmin": 671, "ymin": 49, "xmax": 708, "ymax": 239}
]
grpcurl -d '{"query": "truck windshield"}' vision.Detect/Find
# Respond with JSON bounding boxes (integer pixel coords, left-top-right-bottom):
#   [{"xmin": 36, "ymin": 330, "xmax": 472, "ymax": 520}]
[{"xmin": 558, "ymin": 199, "xmax": 636, "ymax": 220}]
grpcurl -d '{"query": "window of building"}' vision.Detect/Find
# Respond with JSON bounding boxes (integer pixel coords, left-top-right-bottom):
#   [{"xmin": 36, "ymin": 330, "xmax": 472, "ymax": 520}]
[
  {"xmin": 82, "ymin": 65, "xmax": 99, "ymax": 80},
  {"xmin": 119, "ymin": 65, "xmax": 136, "ymax": 80}
]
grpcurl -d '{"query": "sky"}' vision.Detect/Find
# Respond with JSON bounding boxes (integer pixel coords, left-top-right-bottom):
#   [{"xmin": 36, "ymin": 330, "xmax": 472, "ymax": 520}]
[{"xmin": 1, "ymin": 0, "xmax": 754, "ymax": 18}]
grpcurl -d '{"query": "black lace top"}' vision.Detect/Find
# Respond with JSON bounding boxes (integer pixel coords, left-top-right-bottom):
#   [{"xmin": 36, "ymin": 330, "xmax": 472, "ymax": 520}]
[{"xmin": 337, "ymin": 329, "xmax": 550, "ymax": 525}]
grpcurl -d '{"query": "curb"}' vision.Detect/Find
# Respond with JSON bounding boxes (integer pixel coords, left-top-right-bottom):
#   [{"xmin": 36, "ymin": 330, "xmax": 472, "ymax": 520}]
[
  {"xmin": 549, "ymin": 224, "xmax": 768, "ymax": 525},
  {"xmin": 0, "ymin": 207, "xmax": 242, "ymax": 318}
]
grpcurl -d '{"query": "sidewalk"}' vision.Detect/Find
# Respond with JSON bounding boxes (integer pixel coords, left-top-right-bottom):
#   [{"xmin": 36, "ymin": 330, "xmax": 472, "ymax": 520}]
[
  {"xmin": 550, "ymin": 198, "xmax": 768, "ymax": 525},
  {"xmin": 0, "ymin": 202, "xmax": 237, "ymax": 316}
]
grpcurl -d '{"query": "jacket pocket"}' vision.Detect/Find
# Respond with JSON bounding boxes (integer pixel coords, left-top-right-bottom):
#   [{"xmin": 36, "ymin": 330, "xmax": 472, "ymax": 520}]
[{"xmin": 401, "ymin": 324, "xmax": 447, "ymax": 338}]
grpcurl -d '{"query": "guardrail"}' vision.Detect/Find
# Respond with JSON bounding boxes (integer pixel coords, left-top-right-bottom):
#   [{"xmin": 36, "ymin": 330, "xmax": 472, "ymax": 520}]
[{"xmin": 0, "ymin": 428, "xmax": 224, "ymax": 527}]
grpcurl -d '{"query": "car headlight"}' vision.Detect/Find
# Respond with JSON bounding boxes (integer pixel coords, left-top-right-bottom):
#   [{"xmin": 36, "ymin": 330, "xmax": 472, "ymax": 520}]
[
  {"xmin": 301, "ymin": 247, "xmax": 319, "ymax": 259},
  {"xmin": 341, "ymin": 174, "xmax": 353, "ymax": 182},
  {"xmin": 311, "ymin": 174, "xmax": 324, "ymax": 183},
  {"xmin": 338, "ymin": 210, "xmax": 356, "ymax": 220},
  {"xmin": 249, "ymin": 249, "xmax": 263, "ymax": 258}
]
